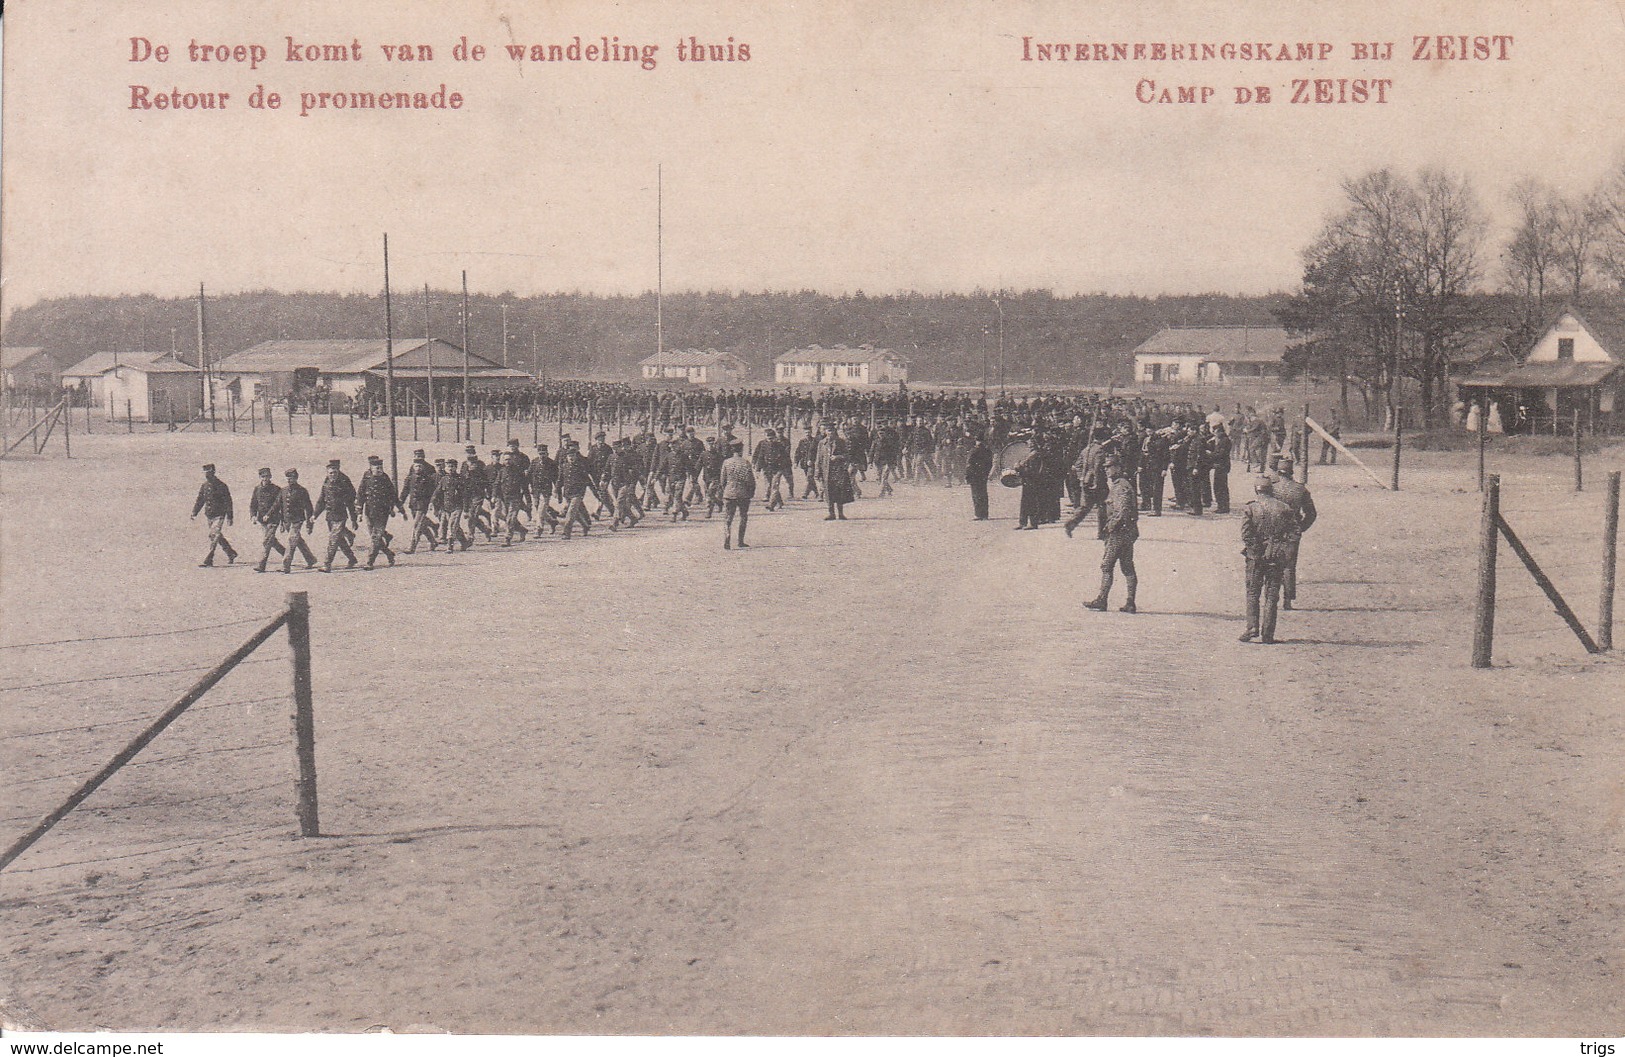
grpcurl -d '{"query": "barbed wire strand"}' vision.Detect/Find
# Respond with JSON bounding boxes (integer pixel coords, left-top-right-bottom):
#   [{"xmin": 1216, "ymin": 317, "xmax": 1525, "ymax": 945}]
[
  {"xmin": 1, "ymin": 824, "xmax": 289, "ymax": 875},
  {"xmin": 1, "ymin": 694, "xmax": 288, "ymax": 743},
  {"xmin": 0, "ymin": 614, "xmax": 275, "ymax": 652},
  {"xmin": 0, "ymin": 653, "xmax": 285, "ymax": 694}
]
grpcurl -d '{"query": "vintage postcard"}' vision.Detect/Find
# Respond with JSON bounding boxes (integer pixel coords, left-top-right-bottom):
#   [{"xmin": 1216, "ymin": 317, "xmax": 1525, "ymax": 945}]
[{"xmin": 1, "ymin": 0, "xmax": 1622, "ymax": 1044}]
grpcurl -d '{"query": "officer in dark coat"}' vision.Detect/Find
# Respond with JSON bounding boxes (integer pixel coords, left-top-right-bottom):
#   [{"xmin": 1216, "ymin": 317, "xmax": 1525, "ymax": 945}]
[
  {"xmin": 966, "ymin": 433, "xmax": 993, "ymax": 520},
  {"xmin": 276, "ymin": 469, "xmax": 317, "ymax": 573},
  {"xmin": 357, "ymin": 455, "xmax": 402, "ymax": 569},
  {"xmin": 1209, "ymin": 424, "xmax": 1233, "ymax": 514},
  {"xmin": 1139, "ymin": 428, "xmax": 1170, "ymax": 516},
  {"xmin": 248, "ymin": 467, "xmax": 284, "ymax": 573},
  {"xmin": 313, "ymin": 458, "xmax": 359, "ymax": 572},
  {"xmin": 190, "ymin": 463, "xmax": 237, "ymax": 567}
]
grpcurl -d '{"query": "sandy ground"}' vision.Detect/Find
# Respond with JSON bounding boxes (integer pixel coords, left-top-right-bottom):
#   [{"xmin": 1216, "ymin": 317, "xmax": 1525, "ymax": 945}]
[{"xmin": 1, "ymin": 426, "xmax": 1622, "ymax": 1035}]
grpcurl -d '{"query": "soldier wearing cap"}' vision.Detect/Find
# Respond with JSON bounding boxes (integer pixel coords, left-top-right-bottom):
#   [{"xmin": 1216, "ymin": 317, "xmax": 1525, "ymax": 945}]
[
  {"xmin": 492, "ymin": 450, "xmax": 530, "ymax": 546},
  {"xmin": 720, "ymin": 438, "xmax": 755, "ymax": 549},
  {"xmin": 1240, "ymin": 475, "xmax": 1298, "ymax": 643},
  {"xmin": 276, "ymin": 469, "xmax": 317, "ymax": 573},
  {"xmin": 1269, "ymin": 455, "xmax": 1317, "ymax": 610},
  {"xmin": 190, "ymin": 463, "xmax": 237, "ymax": 567},
  {"xmin": 966, "ymin": 432, "xmax": 993, "ymax": 520},
  {"xmin": 358, "ymin": 455, "xmax": 402, "ymax": 569},
  {"xmin": 400, "ymin": 449, "xmax": 440, "ymax": 553},
  {"xmin": 558, "ymin": 438, "xmax": 593, "ymax": 538},
  {"xmin": 1063, "ymin": 428, "xmax": 1111, "ymax": 537},
  {"xmin": 795, "ymin": 427, "xmax": 821, "ymax": 499},
  {"xmin": 661, "ymin": 429, "xmax": 692, "ymax": 520},
  {"xmin": 462, "ymin": 445, "xmax": 493, "ymax": 540},
  {"xmin": 435, "ymin": 459, "xmax": 471, "ymax": 551},
  {"xmin": 529, "ymin": 443, "xmax": 558, "ymax": 520},
  {"xmin": 607, "ymin": 436, "xmax": 643, "ymax": 528},
  {"xmin": 1083, "ymin": 457, "xmax": 1139, "ymax": 613},
  {"xmin": 249, "ymin": 467, "xmax": 285, "ymax": 573},
  {"xmin": 754, "ymin": 428, "xmax": 785, "ymax": 511},
  {"xmin": 313, "ymin": 458, "xmax": 359, "ymax": 572}
]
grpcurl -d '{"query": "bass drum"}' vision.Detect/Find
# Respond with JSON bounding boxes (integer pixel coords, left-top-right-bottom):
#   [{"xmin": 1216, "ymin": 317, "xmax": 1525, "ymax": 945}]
[{"xmin": 996, "ymin": 438, "xmax": 1033, "ymax": 475}]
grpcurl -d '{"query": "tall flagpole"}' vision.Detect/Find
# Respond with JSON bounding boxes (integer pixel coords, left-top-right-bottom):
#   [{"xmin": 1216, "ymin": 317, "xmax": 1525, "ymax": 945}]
[
  {"xmin": 656, "ymin": 164, "xmax": 664, "ymax": 359},
  {"xmin": 196, "ymin": 283, "xmax": 214, "ymax": 427},
  {"xmin": 383, "ymin": 235, "xmax": 399, "ymax": 487}
]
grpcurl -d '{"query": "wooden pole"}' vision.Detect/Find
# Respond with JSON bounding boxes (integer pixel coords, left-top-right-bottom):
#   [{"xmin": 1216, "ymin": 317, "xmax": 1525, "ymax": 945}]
[
  {"xmin": 127, "ymin": 399, "xmax": 133, "ymax": 434},
  {"xmin": 1390, "ymin": 410, "xmax": 1401, "ymax": 492},
  {"xmin": 62, "ymin": 396, "xmax": 70, "ymax": 458},
  {"xmin": 1472, "ymin": 474, "xmax": 1499, "ymax": 668},
  {"xmin": 0, "ymin": 604, "xmax": 293, "ymax": 871},
  {"xmin": 412, "ymin": 392, "xmax": 419, "ymax": 442},
  {"xmin": 307, "ymin": 401, "xmax": 314, "ymax": 437},
  {"xmin": 286, "ymin": 591, "xmax": 320, "ymax": 838},
  {"xmin": 1573, "ymin": 408, "xmax": 1583, "ymax": 493},
  {"xmin": 1601, "ymin": 470, "xmax": 1620, "ymax": 651},
  {"xmin": 384, "ymin": 234, "xmax": 399, "ymax": 489},
  {"xmin": 1477, "ymin": 397, "xmax": 1486, "ymax": 492},
  {"xmin": 1498, "ymin": 513, "xmax": 1603, "ymax": 654},
  {"xmin": 328, "ymin": 399, "xmax": 335, "ymax": 438},
  {"xmin": 1301, "ymin": 403, "xmax": 1310, "ymax": 485},
  {"xmin": 461, "ymin": 270, "xmax": 471, "ymax": 438}
]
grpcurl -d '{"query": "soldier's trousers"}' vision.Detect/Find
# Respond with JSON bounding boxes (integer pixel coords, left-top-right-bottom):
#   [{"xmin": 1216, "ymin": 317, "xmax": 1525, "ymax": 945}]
[
  {"xmin": 1139, "ymin": 468, "xmax": 1164, "ymax": 515},
  {"xmin": 256, "ymin": 521, "xmax": 285, "ymax": 569},
  {"xmin": 1187, "ymin": 471, "xmax": 1205, "ymax": 516},
  {"xmin": 1064, "ymin": 488, "xmax": 1106, "ymax": 533},
  {"xmin": 1284, "ymin": 537, "xmax": 1301, "ymax": 603},
  {"xmin": 970, "ymin": 477, "xmax": 989, "ymax": 519},
  {"xmin": 204, "ymin": 516, "xmax": 237, "ymax": 564},
  {"xmin": 1065, "ymin": 472, "xmax": 1082, "ymax": 509},
  {"xmin": 440, "ymin": 510, "xmax": 470, "ymax": 550},
  {"xmin": 1245, "ymin": 554, "xmax": 1287, "ymax": 641},
  {"xmin": 1170, "ymin": 465, "xmax": 1188, "ymax": 508},
  {"xmin": 1210, "ymin": 468, "xmax": 1230, "ymax": 513},
  {"xmin": 800, "ymin": 466, "xmax": 820, "ymax": 498},
  {"xmin": 365, "ymin": 516, "xmax": 395, "ymax": 566},
  {"xmin": 723, "ymin": 497, "xmax": 750, "ymax": 544},
  {"xmin": 562, "ymin": 494, "xmax": 591, "ymax": 537},
  {"xmin": 324, "ymin": 520, "xmax": 358, "ymax": 568},
  {"xmin": 615, "ymin": 483, "xmax": 641, "ymax": 525},
  {"xmin": 282, "ymin": 523, "xmax": 317, "ymax": 571},
  {"xmin": 407, "ymin": 507, "xmax": 439, "ymax": 552},
  {"xmin": 765, "ymin": 473, "xmax": 785, "ymax": 510},
  {"xmin": 1096, "ymin": 537, "xmax": 1137, "ymax": 603}
]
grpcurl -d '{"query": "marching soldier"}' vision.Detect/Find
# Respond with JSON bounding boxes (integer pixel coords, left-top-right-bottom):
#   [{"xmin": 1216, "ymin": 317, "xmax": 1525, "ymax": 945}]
[
  {"xmin": 559, "ymin": 439, "xmax": 594, "ymax": 538},
  {"xmin": 313, "ymin": 458, "xmax": 359, "ymax": 572},
  {"xmin": 400, "ymin": 449, "xmax": 440, "ymax": 553},
  {"xmin": 190, "ymin": 463, "xmax": 237, "ymax": 567},
  {"xmin": 608, "ymin": 436, "xmax": 643, "ymax": 528},
  {"xmin": 358, "ymin": 454, "xmax": 402, "ymax": 569},
  {"xmin": 754, "ymin": 428, "xmax": 785, "ymax": 511},
  {"xmin": 248, "ymin": 467, "xmax": 285, "ymax": 573},
  {"xmin": 1239, "ymin": 475, "xmax": 1298, "ymax": 644},
  {"xmin": 1269, "ymin": 455, "xmax": 1318, "ymax": 610},
  {"xmin": 276, "ymin": 468, "xmax": 317, "ymax": 574},
  {"xmin": 462, "ymin": 446, "xmax": 494, "ymax": 540},
  {"xmin": 435, "ymin": 459, "xmax": 471, "ymax": 552},
  {"xmin": 493, "ymin": 451, "xmax": 530, "ymax": 545},
  {"xmin": 1063, "ymin": 428, "xmax": 1110, "ymax": 537},
  {"xmin": 1083, "ymin": 458, "xmax": 1138, "ymax": 613},
  {"xmin": 795, "ymin": 427, "xmax": 821, "ymax": 499}
]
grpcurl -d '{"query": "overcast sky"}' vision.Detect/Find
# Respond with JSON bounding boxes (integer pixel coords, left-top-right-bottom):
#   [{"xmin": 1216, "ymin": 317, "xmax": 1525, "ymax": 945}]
[{"xmin": 3, "ymin": 0, "xmax": 1623, "ymax": 315}]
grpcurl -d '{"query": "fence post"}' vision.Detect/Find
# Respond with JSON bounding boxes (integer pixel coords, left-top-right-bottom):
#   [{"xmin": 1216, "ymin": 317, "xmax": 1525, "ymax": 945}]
[
  {"xmin": 1477, "ymin": 398, "xmax": 1486, "ymax": 492},
  {"xmin": 1602, "ymin": 470, "xmax": 1620, "ymax": 652},
  {"xmin": 126, "ymin": 399, "xmax": 134, "ymax": 434},
  {"xmin": 307, "ymin": 403, "xmax": 314, "ymax": 437},
  {"xmin": 349, "ymin": 407, "xmax": 355, "ymax": 437},
  {"xmin": 328, "ymin": 400, "xmax": 336, "ymax": 438},
  {"xmin": 1391, "ymin": 410, "xmax": 1402, "ymax": 492},
  {"xmin": 1573, "ymin": 409, "xmax": 1583, "ymax": 493},
  {"xmin": 1472, "ymin": 474, "xmax": 1499, "ymax": 668},
  {"xmin": 286, "ymin": 591, "xmax": 320, "ymax": 838},
  {"xmin": 62, "ymin": 398, "xmax": 71, "ymax": 458}
]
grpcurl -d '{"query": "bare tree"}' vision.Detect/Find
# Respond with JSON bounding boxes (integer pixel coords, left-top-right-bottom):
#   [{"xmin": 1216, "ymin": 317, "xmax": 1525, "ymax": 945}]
[
  {"xmin": 1402, "ymin": 168, "xmax": 1487, "ymax": 425},
  {"xmin": 1504, "ymin": 179, "xmax": 1561, "ymax": 327}
]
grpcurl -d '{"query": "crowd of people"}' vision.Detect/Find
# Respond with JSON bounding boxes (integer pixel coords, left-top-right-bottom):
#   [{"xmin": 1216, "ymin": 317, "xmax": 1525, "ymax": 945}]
[{"xmin": 190, "ymin": 391, "xmax": 1322, "ymax": 640}]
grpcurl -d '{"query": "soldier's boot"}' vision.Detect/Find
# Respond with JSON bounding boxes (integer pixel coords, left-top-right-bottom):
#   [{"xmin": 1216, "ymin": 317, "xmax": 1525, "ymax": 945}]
[
  {"xmin": 321, "ymin": 537, "xmax": 337, "ymax": 572},
  {"xmin": 1120, "ymin": 575, "xmax": 1138, "ymax": 614},
  {"xmin": 221, "ymin": 540, "xmax": 238, "ymax": 564},
  {"xmin": 736, "ymin": 517, "xmax": 749, "ymax": 548},
  {"xmin": 1085, "ymin": 570, "xmax": 1111, "ymax": 611}
]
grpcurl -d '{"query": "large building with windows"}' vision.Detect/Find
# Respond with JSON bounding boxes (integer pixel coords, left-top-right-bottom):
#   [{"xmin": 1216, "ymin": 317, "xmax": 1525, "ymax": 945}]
[
  {"xmin": 638, "ymin": 348, "xmax": 749, "ymax": 384},
  {"xmin": 1457, "ymin": 304, "xmax": 1624, "ymax": 434},
  {"xmin": 1132, "ymin": 326, "xmax": 1290, "ymax": 386},
  {"xmin": 774, "ymin": 344, "xmax": 909, "ymax": 386}
]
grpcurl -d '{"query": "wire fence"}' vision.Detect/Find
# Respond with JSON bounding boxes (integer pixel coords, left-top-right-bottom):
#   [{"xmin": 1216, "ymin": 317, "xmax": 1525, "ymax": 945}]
[{"xmin": 0, "ymin": 595, "xmax": 314, "ymax": 874}]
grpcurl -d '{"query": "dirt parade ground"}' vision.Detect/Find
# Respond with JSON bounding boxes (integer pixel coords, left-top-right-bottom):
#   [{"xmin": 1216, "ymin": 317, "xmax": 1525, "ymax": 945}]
[{"xmin": 1, "ymin": 428, "xmax": 1623, "ymax": 1036}]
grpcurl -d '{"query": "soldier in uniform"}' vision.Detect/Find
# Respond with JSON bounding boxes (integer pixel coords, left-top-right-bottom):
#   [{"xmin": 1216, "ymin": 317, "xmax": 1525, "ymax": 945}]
[
  {"xmin": 276, "ymin": 468, "xmax": 317, "ymax": 573},
  {"xmin": 720, "ymin": 438, "xmax": 755, "ymax": 549},
  {"xmin": 966, "ymin": 432, "xmax": 993, "ymax": 520},
  {"xmin": 1208, "ymin": 422, "xmax": 1233, "ymax": 514},
  {"xmin": 313, "ymin": 458, "xmax": 359, "ymax": 572},
  {"xmin": 190, "ymin": 463, "xmax": 237, "ymax": 567},
  {"xmin": 461, "ymin": 445, "xmax": 493, "ymax": 541},
  {"xmin": 1239, "ymin": 476, "xmax": 1298, "ymax": 643},
  {"xmin": 248, "ymin": 467, "xmax": 284, "ymax": 573},
  {"xmin": 492, "ymin": 450, "xmax": 531, "ymax": 546},
  {"xmin": 795, "ymin": 427, "xmax": 821, "ymax": 499},
  {"xmin": 435, "ymin": 460, "xmax": 471, "ymax": 552},
  {"xmin": 700, "ymin": 435, "xmax": 725, "ymax": 517},
  {"xmin": 400, "ymin": 449, "xmax": 440, "ymax": 553},
  {"xmin": 1063, "ymin": 429, "xmax": 1110, "ymax": 537},
  {"xmin": 1269, "ymin": 455, "xmax": 1317, "ymax": 610},
  {"xmin": 1139, "ymin": 427, "xmax": 1170, "ymax": 516},
  {"xmin": 358, "ymin": 454, "xmax": 402, "ymax": 569},
  {"xmin": 1083, "ymin": 458, "xmax": 1139, "ymax": 613},
  {"xmin": 558, "ymin": 439, "xmax": 594, "ymax": 538},
  {"xmin": 754, "ymin": 428, "xmax": 786, "ymax": 511},
  {"xmin": 608, "ymin": 437, "xmax": 644, "ymax": 528}
]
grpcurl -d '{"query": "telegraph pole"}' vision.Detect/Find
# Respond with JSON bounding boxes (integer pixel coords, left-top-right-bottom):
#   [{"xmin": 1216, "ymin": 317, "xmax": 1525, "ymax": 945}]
[{"xmin": 383, "ymin": 236, "xmax": 398, "ymax": 487}]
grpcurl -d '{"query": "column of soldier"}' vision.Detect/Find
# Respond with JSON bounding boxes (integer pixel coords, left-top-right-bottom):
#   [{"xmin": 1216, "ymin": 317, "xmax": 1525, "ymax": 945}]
[{"xmin": 189, "ymin": 414, "xmax": 943, "ymax": 570}]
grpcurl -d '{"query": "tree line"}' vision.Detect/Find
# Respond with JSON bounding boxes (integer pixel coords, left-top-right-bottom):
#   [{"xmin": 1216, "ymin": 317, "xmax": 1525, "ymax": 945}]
[
  {"xmin": 1275, "ymin": 160, "xmax": 1625, "ymax": 427},
  {"xmin": 4, "ymin": 288, "xmax": 1288, "ymax": 389}
]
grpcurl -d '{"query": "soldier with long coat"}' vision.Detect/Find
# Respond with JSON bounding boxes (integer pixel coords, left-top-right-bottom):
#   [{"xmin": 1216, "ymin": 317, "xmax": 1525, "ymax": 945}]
[{"xmin": 357, "ymin": 455, "xmax": 402, "ymax": 568}]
